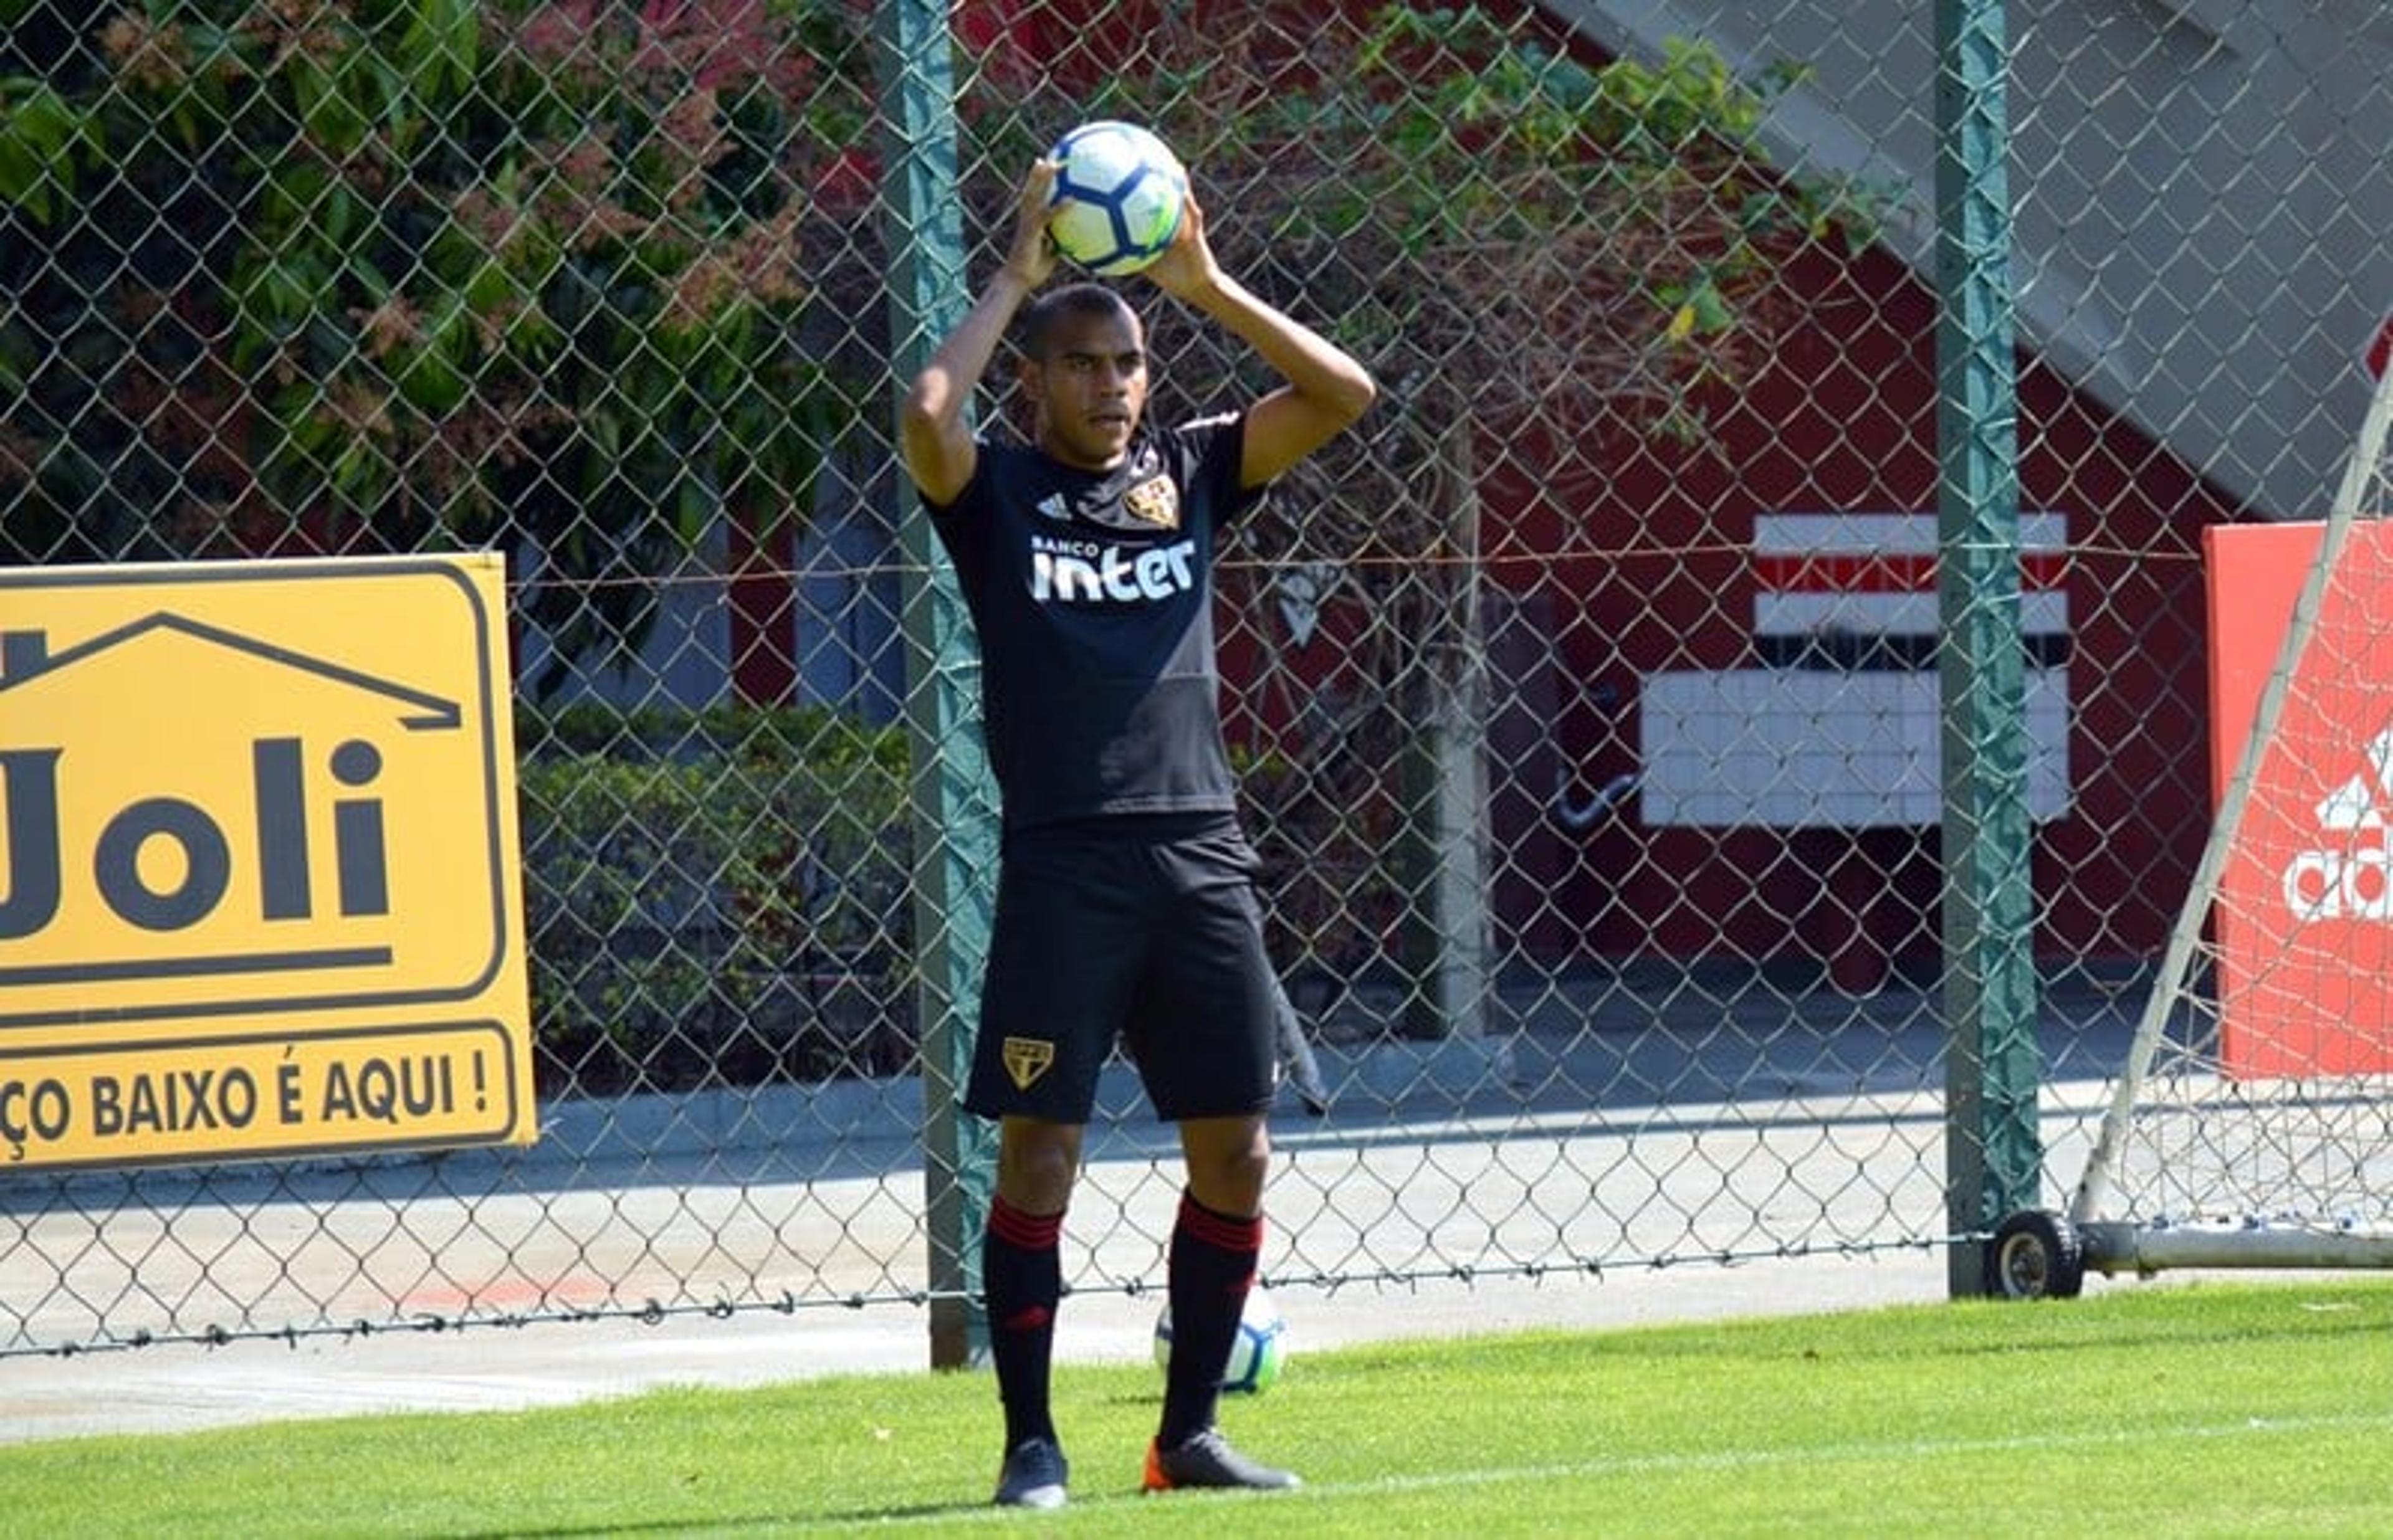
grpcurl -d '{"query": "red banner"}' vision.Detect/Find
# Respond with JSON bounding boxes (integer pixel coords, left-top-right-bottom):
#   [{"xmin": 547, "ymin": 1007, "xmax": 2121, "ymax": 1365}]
[{"xmin": 2205, "ymin": 521, "xmax": 2393, "ymax": 1077}]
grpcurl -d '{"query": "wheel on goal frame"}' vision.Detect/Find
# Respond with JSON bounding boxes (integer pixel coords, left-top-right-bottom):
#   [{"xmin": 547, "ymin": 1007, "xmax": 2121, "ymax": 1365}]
[{"xmin": 1986, "ymin": 1209, "xmax": 2086, "ymax": 1300}]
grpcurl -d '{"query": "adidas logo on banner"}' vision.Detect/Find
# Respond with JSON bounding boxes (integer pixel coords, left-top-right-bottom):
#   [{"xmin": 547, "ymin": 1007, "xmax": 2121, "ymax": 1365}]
[{"xmin": 2282, "ymin": 722, "xmax": 2393, "ymax": 921}]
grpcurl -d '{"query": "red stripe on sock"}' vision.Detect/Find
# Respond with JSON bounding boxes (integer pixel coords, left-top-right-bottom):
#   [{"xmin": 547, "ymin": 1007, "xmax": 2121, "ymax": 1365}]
[
  {"xmin": 1177, "ymin": 1193, "xmax": 1263, "ymax": 1253},
  {"xmin": 990, "ymin": 1196, "xmax": 1064, "ymax": 1250}
]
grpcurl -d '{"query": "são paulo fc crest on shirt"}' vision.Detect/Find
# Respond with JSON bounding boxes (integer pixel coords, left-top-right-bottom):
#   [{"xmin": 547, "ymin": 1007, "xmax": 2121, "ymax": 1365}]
[
  {"xmin": 1061, "ymin": 444, "xmax": 1180, "ymax": 532},
  {"xmin": 1122, "ymin": 474, "xmax": 1180, "ymax": 530}
]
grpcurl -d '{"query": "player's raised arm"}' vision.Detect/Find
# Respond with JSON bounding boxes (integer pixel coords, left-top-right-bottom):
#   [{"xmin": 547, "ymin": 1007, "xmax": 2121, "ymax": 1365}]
[
  {"xmin": 1140, "ymin": 193, "xmax": 1377, "ymax": 489},
  {"xmin": 899, "ymin": 161, "xmax": 1059, "ymax": 507}
]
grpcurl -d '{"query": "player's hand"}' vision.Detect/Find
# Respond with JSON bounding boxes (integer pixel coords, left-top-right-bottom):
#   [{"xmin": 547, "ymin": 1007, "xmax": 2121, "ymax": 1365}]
[
  {"xmin": 1001, "ymin": 159, "xmax": 1060, "ymax": 290},
  {"xmin": 1140, "ymin": 188, "xmax": 1222, "ymax": 302}
]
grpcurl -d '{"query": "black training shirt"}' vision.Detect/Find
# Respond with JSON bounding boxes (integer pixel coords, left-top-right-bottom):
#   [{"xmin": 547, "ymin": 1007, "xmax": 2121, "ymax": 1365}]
[{"xmin": 925, "ymin": 413, "xmax": 1262, "ymax": 830}]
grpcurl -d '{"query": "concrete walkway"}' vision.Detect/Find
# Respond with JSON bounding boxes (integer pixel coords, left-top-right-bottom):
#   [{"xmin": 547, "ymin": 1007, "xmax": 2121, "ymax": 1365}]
[
  {"xmin": 1, "ymin": 969, "xmax": 2139, "ymax": 1446},
  {"xmin": 0, "ymin": 1245, "xmax": 1957, "ymax": 1446}
]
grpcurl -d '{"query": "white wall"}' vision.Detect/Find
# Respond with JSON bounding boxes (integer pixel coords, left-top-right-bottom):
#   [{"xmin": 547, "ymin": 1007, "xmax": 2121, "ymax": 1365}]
[{"xmin": 1549, "ymin": 0, "xmax": 2393, "ymax": 518}]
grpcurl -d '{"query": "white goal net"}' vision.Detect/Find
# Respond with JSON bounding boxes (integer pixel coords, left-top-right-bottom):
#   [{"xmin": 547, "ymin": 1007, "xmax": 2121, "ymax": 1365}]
[{"xmin": 1993, "ymin": 361, "xmax": 2393, "ymax": 1297}]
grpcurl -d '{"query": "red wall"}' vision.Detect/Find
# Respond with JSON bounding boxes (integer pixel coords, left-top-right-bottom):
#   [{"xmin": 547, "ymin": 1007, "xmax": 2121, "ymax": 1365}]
[
  {"xmin": 1209, "ymin": 209, "xmax": 2238, "ymax": 976},
  {"xmin": 1471, "ymin": 240, "xmax": 2240, "ymax": 972}
]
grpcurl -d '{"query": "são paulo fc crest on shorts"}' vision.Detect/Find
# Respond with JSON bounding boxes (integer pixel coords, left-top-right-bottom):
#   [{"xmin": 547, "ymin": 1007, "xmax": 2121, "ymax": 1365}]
[{"xmin": 1002, "ymin": 1036, "xmax": 1056, "ymax": 1091}]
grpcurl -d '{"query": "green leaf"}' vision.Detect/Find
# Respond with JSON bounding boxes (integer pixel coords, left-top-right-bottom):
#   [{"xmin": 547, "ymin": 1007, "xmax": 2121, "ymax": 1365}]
[
  {"xmin": 391, "ymin": 294, "xmax": 470, "ymax": 414},
  {"xmin": 1688, "ymin": 280, "xmax": 1735, "ymax": 335},
  {"xmin": 0, "ymin": 83, "xmax": 87, "ymax": 221},
  {"xmin": 401, "ymin": 0, "xmax": 482, "ymax": 101},
  {"xmin": 674, "ymin": 476, "xmax": 716, "ymax": 546}
]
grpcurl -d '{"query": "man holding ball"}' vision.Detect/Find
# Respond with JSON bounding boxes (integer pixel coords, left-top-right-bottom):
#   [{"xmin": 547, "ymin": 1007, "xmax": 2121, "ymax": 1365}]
[{"xmin": 899, "ymin": 145, "xmax": 1375, "ymax": 1509}]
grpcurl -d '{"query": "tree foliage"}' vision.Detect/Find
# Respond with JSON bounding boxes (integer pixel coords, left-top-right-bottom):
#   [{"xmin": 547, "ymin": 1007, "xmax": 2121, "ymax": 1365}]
[
  {"xmin": 0, "ymin": 0, "xmax": 877, "ymax": 690},
  {"xmin": 954, "ymin": 2, "xmax": 1877, "ymax": 446},
  {"xmin": 0, "ymin": 0, "xmax": 1877, "ymax": 708}
]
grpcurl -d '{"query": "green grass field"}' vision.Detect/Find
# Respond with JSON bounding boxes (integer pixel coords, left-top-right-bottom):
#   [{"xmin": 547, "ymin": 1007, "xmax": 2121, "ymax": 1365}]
[{"xmin": 9, "ymin": 1278, "xmax": 2393, "ymax": 1536}]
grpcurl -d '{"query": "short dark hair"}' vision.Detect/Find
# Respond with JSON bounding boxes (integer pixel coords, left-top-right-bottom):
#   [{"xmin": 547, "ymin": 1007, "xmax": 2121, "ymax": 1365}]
[{"xmin": 1018, "ymin": 282, "xmax": 1139, "ymax": 361}]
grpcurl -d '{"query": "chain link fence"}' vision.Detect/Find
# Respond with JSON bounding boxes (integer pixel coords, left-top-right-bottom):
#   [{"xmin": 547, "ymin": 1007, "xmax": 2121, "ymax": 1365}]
[{"xmin": 2, "ymin": 0, "xmax": 2387, "ymax": 1357}]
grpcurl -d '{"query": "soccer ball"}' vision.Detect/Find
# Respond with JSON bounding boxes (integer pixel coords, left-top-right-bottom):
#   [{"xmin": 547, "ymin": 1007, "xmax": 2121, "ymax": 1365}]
[
  {"xmin": 1046, "ymin": 120, "xmax": 1188, "ymax": 277},
  {"xmin": 1152, "ymin": 1285, "xmax": 1288, "ymax": 1395}
]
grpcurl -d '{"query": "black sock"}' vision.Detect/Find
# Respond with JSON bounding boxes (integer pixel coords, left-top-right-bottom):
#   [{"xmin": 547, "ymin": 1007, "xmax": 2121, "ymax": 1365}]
[
  {"xmin": 1158, "ymin": 1191, "xmax": 1263, "ymax": 1450},
  {"xmin": 984, "ymin": 1195, "xmax": 1064, "ymax": 1452}
]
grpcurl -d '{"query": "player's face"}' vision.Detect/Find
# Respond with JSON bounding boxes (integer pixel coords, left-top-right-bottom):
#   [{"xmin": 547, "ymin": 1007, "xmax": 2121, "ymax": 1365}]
[{"xmin": 1024, "ymin": 308, "xmax": 1149, "ymax": 470}]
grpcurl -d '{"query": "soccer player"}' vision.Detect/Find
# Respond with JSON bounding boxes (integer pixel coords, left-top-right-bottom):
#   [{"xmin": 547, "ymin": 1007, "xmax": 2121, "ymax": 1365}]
[{"xmin": 899, "ymin": 158, "xmax": 1376, "ymax": 1509}]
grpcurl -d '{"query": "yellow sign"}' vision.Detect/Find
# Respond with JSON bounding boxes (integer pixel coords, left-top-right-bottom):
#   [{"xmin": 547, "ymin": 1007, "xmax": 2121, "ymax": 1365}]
[{"xmin": 0, "ymin": 554, "xmax": 537, "ymax": 1169}]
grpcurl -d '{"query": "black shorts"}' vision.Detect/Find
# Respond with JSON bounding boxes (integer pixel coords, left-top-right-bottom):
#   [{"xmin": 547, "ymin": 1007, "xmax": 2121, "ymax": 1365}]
[{"xmin": 963, "ymin": 813, "xmax": 1280, "ymax": 1124}]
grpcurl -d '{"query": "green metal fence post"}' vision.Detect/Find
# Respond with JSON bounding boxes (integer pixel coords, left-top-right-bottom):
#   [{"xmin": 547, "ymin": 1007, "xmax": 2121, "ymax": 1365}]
[
  {"xmin": 1935, "ymin": 0, "xmax": 2044, "ymax": 1296},
  {"xmin": 876, "ymin": 0, "xmax": 998, "ymax": 1369}
]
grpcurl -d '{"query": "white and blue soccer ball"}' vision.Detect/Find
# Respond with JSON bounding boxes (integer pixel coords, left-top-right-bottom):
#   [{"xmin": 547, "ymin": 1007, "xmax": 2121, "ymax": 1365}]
[
  {"xmin": 1046, "ymin": 120, "xmax": 1188, "ymax": 277},
  {"xmin": 1153, "ymin": 1284, "xmax": 1289, "ymax": 1395}
]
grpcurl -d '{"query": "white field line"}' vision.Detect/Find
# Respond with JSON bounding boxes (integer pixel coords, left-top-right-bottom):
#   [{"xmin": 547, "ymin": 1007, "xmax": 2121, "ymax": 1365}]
[{"xmin": 814, "ymin": 1408, "xmax": 2393, "ymax": 1530}]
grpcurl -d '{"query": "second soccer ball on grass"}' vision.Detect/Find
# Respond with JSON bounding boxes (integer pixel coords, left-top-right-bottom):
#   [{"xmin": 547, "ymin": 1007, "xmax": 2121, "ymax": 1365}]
[{"xmin": 1153, "ymin": 1285, "xmax": 1289, "ymax": 1395}]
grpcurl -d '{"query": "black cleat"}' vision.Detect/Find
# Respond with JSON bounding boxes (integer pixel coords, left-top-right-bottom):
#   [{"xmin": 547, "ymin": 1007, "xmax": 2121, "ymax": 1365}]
[
  {"xmin": 992, "ymin": 1436, "xmax": 1069, "ymax": 1509},
  {"xmin": 1142, "ymin": 1427, "xmax": 1301, "ymax": 1493}
]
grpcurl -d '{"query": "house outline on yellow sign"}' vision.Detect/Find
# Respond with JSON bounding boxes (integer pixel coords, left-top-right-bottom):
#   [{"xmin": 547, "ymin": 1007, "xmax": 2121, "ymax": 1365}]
[{"xmin": 1, "ymin": 587, "xmax": 512, "ymax": 1028}]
